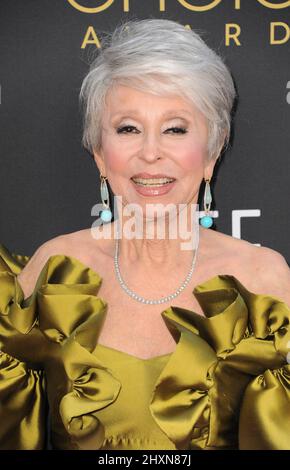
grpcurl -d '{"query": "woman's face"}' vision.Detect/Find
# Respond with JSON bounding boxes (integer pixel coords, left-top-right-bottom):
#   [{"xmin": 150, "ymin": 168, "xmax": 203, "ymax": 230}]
[{"xmin": 94, "ymin": 84, "xmax": 216, "ymax": 215}]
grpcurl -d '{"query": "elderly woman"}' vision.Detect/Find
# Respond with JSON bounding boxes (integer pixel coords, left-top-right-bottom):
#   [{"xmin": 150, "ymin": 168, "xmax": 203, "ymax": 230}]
[{"xmin": 0, "ymin": 19, "xmax": 290, "ymax": 451}]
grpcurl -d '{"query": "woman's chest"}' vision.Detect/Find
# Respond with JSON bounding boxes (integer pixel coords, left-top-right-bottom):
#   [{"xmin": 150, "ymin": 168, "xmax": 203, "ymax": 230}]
[
  {"xmin": 88, "ymin": 245, "xmax": 255, "ymax": 359},
  {"xmin": 95, "ymin": 271, "xmax": 206, "ymax": 359}
]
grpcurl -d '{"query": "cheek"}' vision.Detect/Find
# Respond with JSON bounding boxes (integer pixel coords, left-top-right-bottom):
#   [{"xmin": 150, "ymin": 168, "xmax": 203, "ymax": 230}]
[
  {"xmin": 101, "ymin": 144, "xmax": 128, "ymax": 174},
  {"xmin": 178, "ymin": 143, "xmax": 205, "ymax": 172}
]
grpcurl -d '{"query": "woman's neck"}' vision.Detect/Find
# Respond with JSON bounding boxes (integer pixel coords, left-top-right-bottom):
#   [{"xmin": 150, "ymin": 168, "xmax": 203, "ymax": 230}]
[{"xmin": 114, "ymin": 210, "xmax": 200, "ymax": 271}]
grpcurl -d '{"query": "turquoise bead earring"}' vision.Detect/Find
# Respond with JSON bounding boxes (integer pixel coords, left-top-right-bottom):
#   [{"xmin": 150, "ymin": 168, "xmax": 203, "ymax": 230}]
[
  {"xmin": 100, "ymin": 174, "xmax": 113, "ymax": 223},
  {"xmin": 200, "ymin": 178, "xmax": 213, "ymax": 228}
]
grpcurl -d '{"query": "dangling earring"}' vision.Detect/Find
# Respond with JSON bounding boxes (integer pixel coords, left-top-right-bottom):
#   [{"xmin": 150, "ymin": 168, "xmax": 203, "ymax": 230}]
[
  {"xmin": 200, "ymin": 178, "xmax": 213, "ymax": 228},
  {"xmin": 100, "ymin": 174, "xmax": 112, "ymax": 223}
]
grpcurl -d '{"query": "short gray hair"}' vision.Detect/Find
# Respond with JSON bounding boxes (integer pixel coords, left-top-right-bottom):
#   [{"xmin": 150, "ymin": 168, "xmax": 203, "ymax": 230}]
[{"xmin": 79, "ymin": 18, "xmax": 236, "ymax": 162}]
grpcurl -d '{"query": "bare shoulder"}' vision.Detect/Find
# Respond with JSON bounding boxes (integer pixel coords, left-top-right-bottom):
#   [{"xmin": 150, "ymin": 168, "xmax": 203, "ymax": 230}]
[
  {"xmin": 201, "ymin": 227, "xmax": 261, "ymax": 261},
  {"xmin": 205, "ymin": 228, "xmax": 290, "ymax": 307},
  {"xmin": 17, "ymin": 226, "xmax": 108, "ymax": 299},
  {"xmin": 250, "ymin": 244, "xmax": 290, "ymax": 306}
]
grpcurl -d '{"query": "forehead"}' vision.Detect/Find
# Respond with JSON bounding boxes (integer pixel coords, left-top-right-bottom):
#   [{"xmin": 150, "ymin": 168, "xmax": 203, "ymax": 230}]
[{"xmin": 103, "ymin": 84, "xmax": 200, "ymax": 118}]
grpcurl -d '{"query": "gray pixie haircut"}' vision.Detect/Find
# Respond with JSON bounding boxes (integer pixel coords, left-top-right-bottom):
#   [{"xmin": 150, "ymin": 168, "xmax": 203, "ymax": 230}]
[{"xmin": 80, "ymin": 18, "xmax": 236, "ymax": 162}]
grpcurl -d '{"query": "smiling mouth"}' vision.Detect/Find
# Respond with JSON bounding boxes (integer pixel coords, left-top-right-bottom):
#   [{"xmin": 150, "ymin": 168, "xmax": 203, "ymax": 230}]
[{"xmin": 131, "ymin": 177, "xmax": 176, "ymax": 187}]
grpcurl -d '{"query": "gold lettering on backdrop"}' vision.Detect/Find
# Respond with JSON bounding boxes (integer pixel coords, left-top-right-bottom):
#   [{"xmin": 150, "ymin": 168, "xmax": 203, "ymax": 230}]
[
  {"xmin": 67, "ymin": 0, "xmax": 114, "ymax": 13},
  {"xmin": 67, "ymin": 0, "xmax": 290, "ymax": 12},
  {"xmin": 81, "ymin": 26, "xmax": 101, "ymax": 48},
  {"xmin": 257, "ymin": 0, "xmax": 290, "ymax": 8},
  {"xmin": 67, "ymin": 1, "xmax": 290, "ymax": 47},
  {"xmin": 159, "ymin": 0, "xmax": 251, "ymax": 12},
  {"xmin": 79, "ymin": 23, "xmax": 290, "ymax": 48},
  {"xmin": 270, "ymin": 22, "xmax": 290, "ymax": 44},
  {"xmin": 177, "ymin": 0, "xmax": 222, "ymax": 11},
  {"xmin": 225, "ymin": 24, "xmax": 241, "ymax": 46}
]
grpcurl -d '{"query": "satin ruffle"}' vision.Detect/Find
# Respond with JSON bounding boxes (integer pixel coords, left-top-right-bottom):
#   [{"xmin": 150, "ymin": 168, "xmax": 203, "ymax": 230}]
[
  {"xmin": 150, "ymin": 275, "xmax": 290, "ymax": 449},
  {"xmin": 0, "ymin": 243, "xmax": 289, "ymax": 450},
  {"xmin": 0, "ymin": 244, "xmax": 121, "ymax": 450}
]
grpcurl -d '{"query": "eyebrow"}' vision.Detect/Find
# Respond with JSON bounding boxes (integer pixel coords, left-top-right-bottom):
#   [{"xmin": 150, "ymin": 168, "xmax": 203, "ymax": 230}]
[{"xmin": 111, "ymin": 109, "xmax": 193, "ymax": 119}]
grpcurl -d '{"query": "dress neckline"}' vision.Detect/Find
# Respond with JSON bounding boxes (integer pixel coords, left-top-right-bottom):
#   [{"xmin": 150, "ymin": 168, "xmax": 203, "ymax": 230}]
[
  {"xmin": 96, "ymin": 342, "xmax": 173, "ymax": 362},
  {"xmin": 7, "ymin": 247, "xmax": 290, "ymax": 365}
]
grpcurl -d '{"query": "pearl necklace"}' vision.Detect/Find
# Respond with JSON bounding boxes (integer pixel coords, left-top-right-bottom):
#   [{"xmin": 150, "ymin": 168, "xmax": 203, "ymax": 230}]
[{"xmin": 114, "ymin": 224, "xmax": 200, "ymax": 305}]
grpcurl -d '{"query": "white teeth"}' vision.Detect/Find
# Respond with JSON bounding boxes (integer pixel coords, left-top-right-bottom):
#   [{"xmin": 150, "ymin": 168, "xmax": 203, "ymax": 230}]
[{"xmin": 132, "ymin": 177, "xmax": 175, "ymax": 186}]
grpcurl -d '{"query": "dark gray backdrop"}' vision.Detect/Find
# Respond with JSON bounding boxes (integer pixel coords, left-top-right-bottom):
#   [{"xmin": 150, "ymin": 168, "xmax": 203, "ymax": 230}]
[{"xmin": 0, "ymin": 0, "xmax": 289, "ymax": 262}]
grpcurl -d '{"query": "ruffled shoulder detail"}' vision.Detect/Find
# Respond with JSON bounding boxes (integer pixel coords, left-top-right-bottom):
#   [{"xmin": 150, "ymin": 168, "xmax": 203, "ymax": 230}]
[
  {"xmin": 0, "ymin": 242, "xmax": 105, "ymax": 335},
  {"xmin": 0, "ymin": 243, "xmax": 121, "ymax": 450},
  {"xmin": 0, "ymin": 243, "xmax": 29, "ymax": 272},
  {"xmin": 0, "ymin": 244, "xmax": 47, "ymax": 449},
  {"xmin": 150, "ymin": 274, "xmax": 290, "ymax": 450}
]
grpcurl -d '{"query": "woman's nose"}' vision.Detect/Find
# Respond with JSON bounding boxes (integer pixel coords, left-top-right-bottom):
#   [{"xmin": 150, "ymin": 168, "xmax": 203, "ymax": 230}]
[{"xmin": 140, "ymin": 133, "xmax": 162, "ymax": 161}]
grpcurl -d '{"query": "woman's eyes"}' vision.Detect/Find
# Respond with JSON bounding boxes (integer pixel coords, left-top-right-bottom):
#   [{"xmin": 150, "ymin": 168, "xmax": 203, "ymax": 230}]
[
  {"xmin": 116, "ymin": 126, "xmax": 188, "ymax": 134},
  {"xmin": 116, "ymin": 125, "xmax": 140, "ymax": 134}
]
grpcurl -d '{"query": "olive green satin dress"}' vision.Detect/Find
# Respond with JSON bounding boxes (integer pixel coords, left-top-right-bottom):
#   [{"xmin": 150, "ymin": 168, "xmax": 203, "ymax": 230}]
[{"xmin": 0, "ymin": 243, "xmax": 290, "ymax": 450}]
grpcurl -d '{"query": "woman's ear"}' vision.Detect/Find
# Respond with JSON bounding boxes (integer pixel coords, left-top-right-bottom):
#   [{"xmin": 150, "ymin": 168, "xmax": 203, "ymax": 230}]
[
  {"xmin": 204, "ymin": 154, "xmax": 218, "ymax": 180},
  {"xmin": 93, "ymin": 150, "xmax": 105, "ymax": 175}
]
